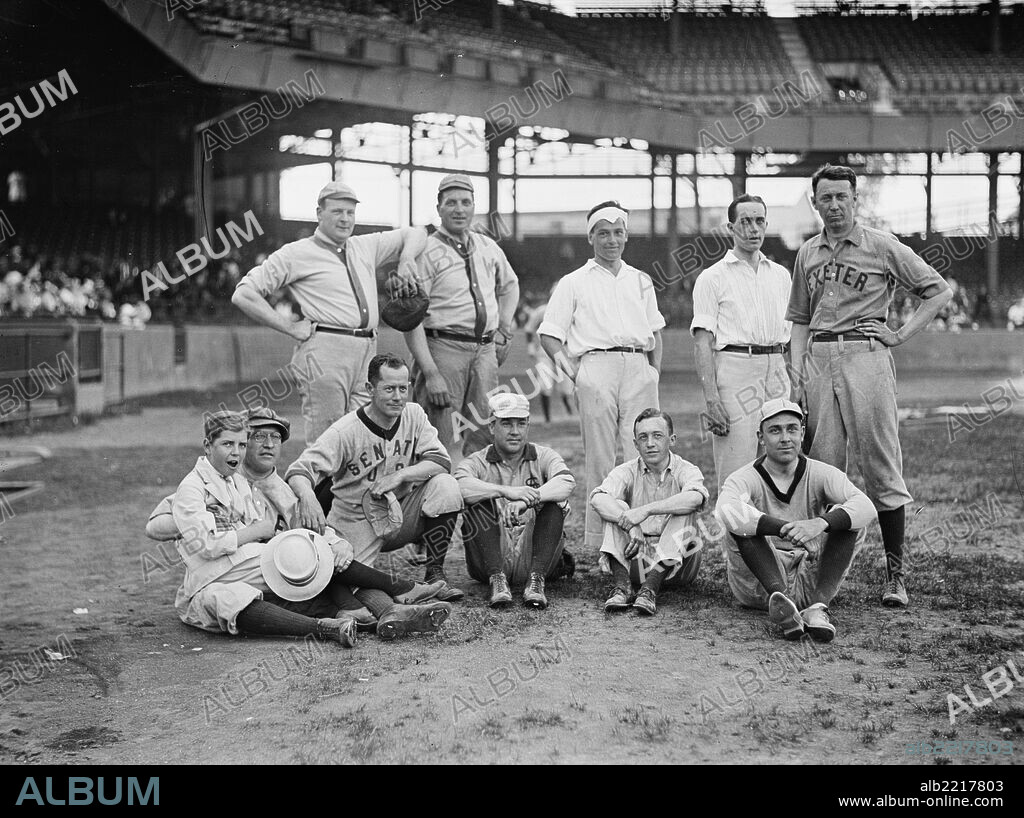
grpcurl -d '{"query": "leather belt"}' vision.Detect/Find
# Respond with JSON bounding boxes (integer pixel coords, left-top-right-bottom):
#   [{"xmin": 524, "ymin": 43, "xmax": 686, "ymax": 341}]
[
  {"xmin": 721, "ymin": 343, "xmax": 789, "ymax": 355},
  {"xmin": 315, "ymin": 324, "xmax": 375, "ymax": 338},
  {"xmin": 811, "ymin": 331, "xmax": 871, "ymax": 342},
  {"xmin": 585, "ymin": 346, "xmax": 646, "ymax": 354},
  {"xmin": 426, "ymin": 328, "xmax": 494, "ymax": 344}
]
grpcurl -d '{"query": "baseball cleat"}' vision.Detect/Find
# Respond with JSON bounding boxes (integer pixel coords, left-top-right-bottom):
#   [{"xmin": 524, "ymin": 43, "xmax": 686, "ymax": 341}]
[
  {"xmin": 632, "ymin": 587, "xmax": 657, "ymax": 616},
  {"xmin": 337, "ymin": 607, "xmax": 377, "ymax": 633},
  {"xmin": 522, "ymin": 573, "xmax": 548, "ymax": 609},
  {"xmin": 800, "ymin": 603, "xmax": 836, "ymax": 643},
  {"xmin": 489, "ymin": 572, "xmax": 513, "ymax": 608},
  {"xmin": 881, "ymin": 576, "xmax": 909, "ymax": 608},
  {"xmin": 424, "ymin": 568, "xmax": 465, "ymax": 601},
  {"xmin": 376, "ymin": 602, "xmax": 452, "ymax": 641},
  {"xmin": 317, "ymin": 616, "xmax": 358, "ymax": 648},
  {"xmin": 393, "ymin": 579, "xmax": 447, "ymax": 605},
  {"xmin": 604, "ymin": 586, "xmax": 632, "ymax": 612},
  {"xmin": 768, "ymin": 591, "xmax": 805, "ymax": 640}
]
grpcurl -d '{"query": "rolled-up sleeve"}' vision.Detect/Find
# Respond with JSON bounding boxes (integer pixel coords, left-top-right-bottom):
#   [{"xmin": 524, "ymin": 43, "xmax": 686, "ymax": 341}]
[
  {"xmin": 885, "ymin": 237, "xmax": 950, "ymax": 300},
  {"xmin": 690, "ymin": 270, "xmax": 719, "ymax": 336},
  {"xmin": 590, "ymin": 463, "xmax": 632, "ymax": 506},
  {"xmin": 172, "ymin": 482, "xmax": 239, "ymax": 559},
  {"xmin": 453, "ymin": 454, "xmax": 494, "ymax": 504},
  {"xmin": 236, "ymin": 245, "xmax": 295, "ymax": 298},
  {"xmin": 539, "ymin": 449, "xmax": 576, "ymax": 503},
  {"xmin": 785, "ymin": 246, "xmax": 812, "ymax": 324},
  {"xmin": 641, "ymin": 272, "xmax": 666, "ymax": 332},
  {"xmin": 537, "ymin": 277, "xmax": 573, "ymax": 343},
  {"xmin": 675, "ymin": 460, "xmax": 709, "ymax": 509}
]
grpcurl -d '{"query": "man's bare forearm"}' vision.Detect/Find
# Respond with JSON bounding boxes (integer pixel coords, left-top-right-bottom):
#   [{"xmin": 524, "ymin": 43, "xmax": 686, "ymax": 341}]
[
  {"xmin": 897, "ymin": 288, "xmax": 954, "ymax": 343},
  {"xmin": 693, "ymin": 329, "xmax": 720, "ymax": 401}
]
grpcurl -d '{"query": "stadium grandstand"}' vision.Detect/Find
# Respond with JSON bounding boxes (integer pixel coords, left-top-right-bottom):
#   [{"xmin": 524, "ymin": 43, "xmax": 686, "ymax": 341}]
[{"xmin": 0, "ymin": 0, "xmax": 1021, "ymax": 335}]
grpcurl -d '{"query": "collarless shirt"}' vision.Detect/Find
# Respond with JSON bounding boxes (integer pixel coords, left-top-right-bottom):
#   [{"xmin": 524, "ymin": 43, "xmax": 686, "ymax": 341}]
[
  {"xmin": 787, "ymin": 223, "xmax": 949, "ymax": 333},
  {"xmin": 418, "ymin": 226, "xmax": 518, "ymax": 335},
  {"xmin": 591, "ymin": 453, "xmax": 708, "ymax": 537},
  {"xmin": 538, "ymin": 259, "xmax": 666, "ymax": 359},
  {"xmin": 235, "ymin": 227, "xmax": 405, "ymax": 329},
  {"xmin": 690, "ymin": 249, "xmax": 792, "ymax": 348}
]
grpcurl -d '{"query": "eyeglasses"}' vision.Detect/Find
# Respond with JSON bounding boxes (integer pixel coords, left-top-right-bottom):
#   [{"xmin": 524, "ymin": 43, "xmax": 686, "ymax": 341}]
[{"xmin": 250, "ymin": 431, "xmax": 283, "ymax": 444}]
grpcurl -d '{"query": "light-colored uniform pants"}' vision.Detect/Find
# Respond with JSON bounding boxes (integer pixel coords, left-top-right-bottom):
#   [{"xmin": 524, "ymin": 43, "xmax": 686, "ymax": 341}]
[
  {"xmin": 805, "ymin": 339, "xmax": 912, "ymax": 511},
  {"xmin": 292, "ymin": 331, "xmax": 376, "ymax": 444},
  {"xmin": 711, "ymin": 351, "xmax": 791, "ymax": 493},
  {"xmin": 575, "ymin": 351, "xmax": 660, "ymax": 550},
  {"xmin": 412, "ymin": 336, "xmax": 498, "ymax": 459},
  {"xmin": 599, "ymin": 509, "xmax": 703, "ymax": 587}
]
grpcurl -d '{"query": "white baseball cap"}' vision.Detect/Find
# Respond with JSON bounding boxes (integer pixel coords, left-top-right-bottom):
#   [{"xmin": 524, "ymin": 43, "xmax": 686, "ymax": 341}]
[
  {"xmin": 759, "ymin": 398, "xmax": 804, "ymax": 426},
  {"xmin": 489, "ymin": 392, "xmax": 530, "ymax": 419}
]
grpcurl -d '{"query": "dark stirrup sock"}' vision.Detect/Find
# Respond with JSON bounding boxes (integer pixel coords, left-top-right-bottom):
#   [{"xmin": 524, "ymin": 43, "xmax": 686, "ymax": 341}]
[
  {"xmin": 354, "ymin": 588, "xmax": 395, "ymax": 620},
  {"xmin": 735, "ymin": 535, "xmax": 787, "ymax": 596},
  {"xmin": 326, "ymin": 576, "xmax": 369, "ymax": 611},
  {"xmin": 236, "ymin": 600, "xmax": 326, "ymax": 638},
  {"xmin": 422, "ymin": 511, "xmax": 461, "ymax": 573},
  {"xmin": 812, "ymin": 530, "xmax": 858, "ymax": 605},
  {"xmin": 641, "ymin": 564, "xmax": 667, "ymax": 594},
  {"xmin": 530, "ymin": 502, "xmax": 565, "ymax": 575},
  {"xmin": 337, "ymin": 560, "xmax": 414, "ymax": 597},
  {"xmin": 877, "ymin": 506, "xmax": 906, "ymax": 577},
  {"xmin": 610, "ymin": 559, "xmax": 630, "ymax": 589}
]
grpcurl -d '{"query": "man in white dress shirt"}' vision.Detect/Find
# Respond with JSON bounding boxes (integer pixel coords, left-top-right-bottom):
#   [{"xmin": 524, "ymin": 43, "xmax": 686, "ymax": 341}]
[
  {"xmin": 538, "ymin": 201, "xmax": 665, "ymax": 551},
  {"xmin": 690, "ymin": 194, "xmax": 792, "ymax": 492}
]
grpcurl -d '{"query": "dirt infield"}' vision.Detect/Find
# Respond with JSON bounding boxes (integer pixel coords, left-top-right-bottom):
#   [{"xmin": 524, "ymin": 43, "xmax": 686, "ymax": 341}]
[{"xmin": 0, "ymin": 374, "xmax": 1022, "ymax": 765}]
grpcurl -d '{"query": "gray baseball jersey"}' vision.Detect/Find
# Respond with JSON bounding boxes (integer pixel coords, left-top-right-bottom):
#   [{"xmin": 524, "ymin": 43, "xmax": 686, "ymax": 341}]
[{"xmin": 786, "ymin": 224, "xmax": 947, "ymax": 332}]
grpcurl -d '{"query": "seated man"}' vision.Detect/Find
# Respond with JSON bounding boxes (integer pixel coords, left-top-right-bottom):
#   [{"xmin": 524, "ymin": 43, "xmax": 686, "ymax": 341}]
[
  {"xmin": 715, "ymin": 398, "xmax": 876, "ymax": 642},
  {"xmin": 148, "ymin": 409, "xmax": 450, "ymax": 643},
  {"xmin": 287, "ymin": 353, "xmax": 467, "ymax": 625},
  {"xmin": 454, "ymin": 392, "xmax": 576, "ymax": 609},
  {"xmin": 590, "ymin": 408, "xmax": 708, "ymax": 616}
]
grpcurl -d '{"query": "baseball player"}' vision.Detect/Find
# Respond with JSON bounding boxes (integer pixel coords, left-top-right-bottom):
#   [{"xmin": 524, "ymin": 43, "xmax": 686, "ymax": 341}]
[
  {"xmin": 590, "ymin": 408, "xmax": 707, "ymax": 616},
  {"xmin": 539, "ymin": 201, "xmax": 665, "ymax": 552},
  {"xmin": 691, "ymin": 194, "xmax": 792, "ymax": 492},
  {"xmin": 148, "ymin": 409, "xmax": 452, "ymax": 641},
  {"xmin": 403, "ymin": 173, "xmax": 520, "ymax": 462},
  {"xmin": 232, "ymin": 181, "xmax": 428, "ymax": 444},
  {"xmin": 788, "ymin": 165, "xmax": 953, "ymax": 608},
  {"xmin": 286, "ymin": 353, "xmax": 467, "ymax": 607},
  {"xmin": 454, "ymin": 392, "xmax": 576, "ymax": 609},
  {"xmin": 523, "ymin": 297, "xmax": 574, "ymax": 423},
  {"xmin": 715, "ymin": 399, "xmax": 877, "ymax": 642}
]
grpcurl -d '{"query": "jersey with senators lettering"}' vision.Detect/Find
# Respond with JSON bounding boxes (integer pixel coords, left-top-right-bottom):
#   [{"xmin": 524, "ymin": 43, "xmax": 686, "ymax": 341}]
[
  {"xmin": 786, "ymin": 223, "xmax": 948, "ymax": 333},
  {"xmin": 284, "ymin": 402, "xmax": 451, "ymax": 530}
]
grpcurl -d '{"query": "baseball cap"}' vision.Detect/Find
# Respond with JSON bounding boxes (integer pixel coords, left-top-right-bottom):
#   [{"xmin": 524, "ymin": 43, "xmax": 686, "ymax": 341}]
[
  {"xmin": 317, "ymin": 181, "xmax": 360, "ymax": 206},
  {"xmin": 759, "ymin": 398, "xmax": 804, "ymax": 426},
  {"xmin": 437, "ymin": 173, "xmax": 475, "ymax": 195},
  {"xmin": 246, "ymin": 407, "xmax": 291, "ymax": 442},
  {"xmin": 489, "ymin": 392, "xmax": 530, "ymax": 419}
]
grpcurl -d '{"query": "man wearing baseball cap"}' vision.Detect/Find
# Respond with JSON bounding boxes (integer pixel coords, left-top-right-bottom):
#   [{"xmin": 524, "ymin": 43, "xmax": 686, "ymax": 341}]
[
  {"xmin": 454, "ymin": 392, "xmax": 576, "ymax": 609},
  {"xmin": 403, "ymin": 173, "xmax": 520, "ymax": 468},
  {"xmin": 715, "ymin": 398, "xmax": 876, "ymax": 642},
  {"xmin": 232, "ymin": 182, "xmax": 429, "ymax": 444}
]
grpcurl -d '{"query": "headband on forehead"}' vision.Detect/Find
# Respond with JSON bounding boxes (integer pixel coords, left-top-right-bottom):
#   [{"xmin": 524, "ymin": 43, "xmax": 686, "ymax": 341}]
[{"xmin": 587, "ymin": 206, "xmax": 629, "ymax": 234}]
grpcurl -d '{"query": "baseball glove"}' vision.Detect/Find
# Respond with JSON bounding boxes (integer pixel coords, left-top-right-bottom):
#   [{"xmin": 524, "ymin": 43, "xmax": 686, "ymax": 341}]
[{"xmin": 380, "ymin": 274, "xmax": 429, "ymax": 332}]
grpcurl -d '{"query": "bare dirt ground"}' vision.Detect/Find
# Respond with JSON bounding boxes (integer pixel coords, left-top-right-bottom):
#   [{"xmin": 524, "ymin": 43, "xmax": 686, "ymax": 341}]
[{"xmin": 0, "ymin": 372, "xmax": 1022, "ymax": 765}]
